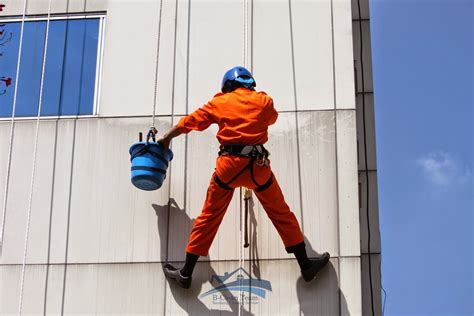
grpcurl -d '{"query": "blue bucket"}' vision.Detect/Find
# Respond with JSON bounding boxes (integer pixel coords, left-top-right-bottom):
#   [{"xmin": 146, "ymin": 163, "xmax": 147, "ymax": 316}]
[{"xmin": 129, "ymin": 142, "xmax": 173, "ymax": 191}]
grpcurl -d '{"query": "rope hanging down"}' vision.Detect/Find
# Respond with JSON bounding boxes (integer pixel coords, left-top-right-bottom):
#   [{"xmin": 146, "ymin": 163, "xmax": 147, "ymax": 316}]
[
  {"xmin": 151, "ymin": 0, "xmax": 164, "ymax": 131},
  {"xmin": 238, "ymin": 0, "xmax": 250, "ymax": 315},
  {"xmin": 0, "ymin": 0, "xmax": 28, "ymax": 252},
  {"xmin": 18, "ymin": 0, "xmax": 53, "ymax": 314}
]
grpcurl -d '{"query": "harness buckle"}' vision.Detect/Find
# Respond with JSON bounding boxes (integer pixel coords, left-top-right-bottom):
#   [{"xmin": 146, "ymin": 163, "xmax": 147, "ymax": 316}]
[
  {"xmin": 256, "ymin": 155, "xmax": 269, "ymax": 167},
  {"xmin": 240, "ymin": 145, "xmax": 254, "ymax": 156}
]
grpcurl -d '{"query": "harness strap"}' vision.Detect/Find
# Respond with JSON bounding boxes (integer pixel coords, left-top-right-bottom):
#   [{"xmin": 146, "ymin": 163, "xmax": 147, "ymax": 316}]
[
  {"xmin": 219, "ymin": 144, "xmax": 268, "ymax": 157},
  {"xmin": 254, "ymin": 174, "xmax": 273, "ymax": 192},
  {"xmin": 213, "ymin": 174, "xmax": 232, "ymax": 190},
  {"xmin": 213, "ymin": 157, "xmax": 255, "ymax": 191},
  {"xmin": 130, "ymin": 144, "xmax": 169, "ymax": 167},
  {"xmin": 249, "ymin": 162, "xmax": 274, "ymax": 192},
  {"xmin": 226, "ymin": 157, "xmax": 255, "ymax": 184},
  {"xmin": 213, "ymin": 156, "xmax": 274, "ymax": 192}
]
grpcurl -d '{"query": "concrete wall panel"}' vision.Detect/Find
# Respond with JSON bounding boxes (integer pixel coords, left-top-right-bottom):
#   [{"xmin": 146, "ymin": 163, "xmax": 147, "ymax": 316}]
[
  {"xmin": 1, "ymin": 121, "xmax": 58, "ymax": 265},
  {"xmin": 64, "ymin": 0, "xmax": 88, "ymax": 13},
  {"xmin": 66, "ymin": 117, "xmax": 172, "ymax": 264},
  {"xmin": 291, "ymin": 0, "xmax": 334, "ymax": 110},
  {"xmin": 1, "ymin": 263, "xmax": 168, "ymax": 315},
  {"xmin": 0, "ymin": 0, "xmax": 72, "ymax": 16},
  {"xmin": 334, "ymin": 0, "xmax": 356, "ymax": 109},
  {"xmin": 165, "ymin": 258, "xmax": 341, "ymax": 315},
  {"xmin": 61, "ymin": 263, "xmax": 166, "ymax": 314},
  {"xmin": 0, "ymin": 265, "xmax": 47, "ymax": 315},
  {"xmin": 149, "ymin": 0, "xmax": 183, "ymax": 117},
  {"xmin": 167, "ymin": 0, "xmax": 192, "ymax": 116},
  {"xmin": 42, "ymin": 264, "xmax": 65, "ymax": 314},
  {"xmin": 0, "ymin": 117, "xmax": 175, "ymax": 265},
  {"xmin": 187, "ymin": 0, "xmax": 244, "ymax": 114},
  {"xmin": 298, "ymin": 111, "xmax": 338, "ymax": 256},
  {"xmin": 40, "ymin": 120, "xmax": 75, "ymax": 265},
  {"xmin": 0, "ymin": 123, "xmax": 12, "ymax": 245},
  {"xmin": 336, "ymin": 110, "xmax": 360, "ymax": 256},
  {"xmin": 253, "ymin": 0, "xmax": 295, "ymax": 111},
  {"xmin": 97, "ymin": 1, "xmax": 162, "ymax": 117},
  {"xmin": 163, "ymin": 116, "xmax": 189, "ymax": 262},
  {"xmin": 0, "ymin": 0, "xmax": 19, "ymax": 15},
  {"xmin": 340, "ymin": 256, "xmax": 362, "ymax": 316},
  {"xmin": 85, "ymin": 0, "xmax": 108, "ymax": 12}
]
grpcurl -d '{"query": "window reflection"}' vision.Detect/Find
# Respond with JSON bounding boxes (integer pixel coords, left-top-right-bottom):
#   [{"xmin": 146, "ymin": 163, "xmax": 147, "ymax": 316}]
[{"xmin": 0, "ymin": 18, "xmax": 101, "ymax": 117}]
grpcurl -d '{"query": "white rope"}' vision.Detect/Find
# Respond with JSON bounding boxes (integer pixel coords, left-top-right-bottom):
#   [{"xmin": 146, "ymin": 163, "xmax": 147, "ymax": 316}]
[
  {"xmin": 238, "ymin": 1, "xmax": 250, "ymax": 314},
  {"xmin": 0, "ymin": 0, "xmax": 29, "ymax": 253},
  {"xmin": 151, "ymin": 0, "xmax": 164, "ymax": 128},
  {"xmin": 18, "ymin": 0, "xmax": 53, "ymax": 314},
  {"xmin": 238, "ymin": 189, "xmax": 244, "ymax": 316}
]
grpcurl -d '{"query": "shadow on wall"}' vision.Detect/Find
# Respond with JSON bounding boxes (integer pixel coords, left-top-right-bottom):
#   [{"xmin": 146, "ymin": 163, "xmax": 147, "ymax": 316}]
[
  {"xmin": 153, "ymin": 199, "xmax": 350, "ymax": 315},
  {"xmin": 153, "ymin": 200, "xmax": 248, "ymax": 315},
  {"xmin": 247, "ymin": 197, "xmax": 261, "ymax": 280},
  {"xmin": 246, "ymin": 197, "xmax": 350, "ymax": 316},
  {"xmin": 299, "ymin": 236, "xmax": 350, "ymax": 315}
]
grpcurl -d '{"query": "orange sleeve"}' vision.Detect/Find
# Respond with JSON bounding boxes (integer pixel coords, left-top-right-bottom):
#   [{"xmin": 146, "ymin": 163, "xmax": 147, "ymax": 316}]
[
  {"xmin": 265, "ymin": 98, "xmax": 278, "ymax": 126},
  {"xmin": 177, "ymin": 100, "xmax": 217, "ymax": 134}
]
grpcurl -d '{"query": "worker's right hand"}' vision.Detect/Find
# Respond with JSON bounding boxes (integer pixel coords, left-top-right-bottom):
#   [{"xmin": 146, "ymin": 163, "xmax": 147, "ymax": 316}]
[
  {"xmin": 157, "ymin": 125, "xmax": 182, "ymax": 150},
  {"xmin": 157, "ymin": 137, "xmax": 171, "ymax": 150}
]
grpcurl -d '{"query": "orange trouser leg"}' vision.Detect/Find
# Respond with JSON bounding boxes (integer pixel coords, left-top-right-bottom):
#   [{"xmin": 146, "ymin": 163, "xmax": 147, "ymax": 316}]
[
  {"xmin": 254, "ymin": 174, "xmax": 305, "ymax": 250},
  {"xmin": 185, "ymin": 173, "xmax": 235, "ymax": 256}
]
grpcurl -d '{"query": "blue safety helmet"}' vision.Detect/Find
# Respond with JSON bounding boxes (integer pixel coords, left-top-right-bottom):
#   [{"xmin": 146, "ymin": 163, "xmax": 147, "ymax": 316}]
[{"xmin": 221, "ymin": 66, "xmax": 256, "ymax": 93}]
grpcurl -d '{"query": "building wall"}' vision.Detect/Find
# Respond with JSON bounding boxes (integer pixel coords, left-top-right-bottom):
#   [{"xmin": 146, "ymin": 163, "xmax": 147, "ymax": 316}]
[{"xmin": 0, "ymin": 0, "xmax": 380, "ymax": 314}]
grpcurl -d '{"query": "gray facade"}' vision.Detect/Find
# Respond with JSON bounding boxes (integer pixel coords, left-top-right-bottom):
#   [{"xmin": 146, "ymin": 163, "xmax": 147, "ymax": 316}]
[{"xmin": 0, "ymin": 0, "xmax": 380, "ymax": 314}]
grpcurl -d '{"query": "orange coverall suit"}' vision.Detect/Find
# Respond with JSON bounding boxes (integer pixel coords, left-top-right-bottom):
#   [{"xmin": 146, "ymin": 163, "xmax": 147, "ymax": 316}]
[{"xmin": 177, "ymin": 88, "xmax": 304, "ymax": 257}]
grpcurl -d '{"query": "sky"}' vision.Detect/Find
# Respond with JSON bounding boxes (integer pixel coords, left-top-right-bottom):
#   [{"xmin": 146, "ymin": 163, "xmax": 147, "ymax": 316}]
[{"xmin": 370, "ymin": 0, "xmax": 473, "ymax": 315}]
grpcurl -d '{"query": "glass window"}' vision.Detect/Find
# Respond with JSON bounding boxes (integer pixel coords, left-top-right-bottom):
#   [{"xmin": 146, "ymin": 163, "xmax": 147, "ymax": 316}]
[{"xmin": 0, "ymin": 16, "xmax": 103, "ymax": 118}]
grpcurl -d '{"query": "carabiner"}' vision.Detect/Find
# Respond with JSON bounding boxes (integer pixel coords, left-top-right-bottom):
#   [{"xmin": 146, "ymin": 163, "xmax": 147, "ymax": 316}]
[{"xmin": 146, "ymin": 127, "xmax": 158, "ymax": 142}]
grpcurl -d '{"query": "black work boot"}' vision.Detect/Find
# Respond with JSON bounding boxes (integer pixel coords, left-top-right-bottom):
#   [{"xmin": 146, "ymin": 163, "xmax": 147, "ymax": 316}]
[
  {"xmin": 301, "ymin": 252, "xmax": 331, "ymax": 282},
  {"xmin": 163, "ymin": 264, "xmax": 192, "ymax": 289}
]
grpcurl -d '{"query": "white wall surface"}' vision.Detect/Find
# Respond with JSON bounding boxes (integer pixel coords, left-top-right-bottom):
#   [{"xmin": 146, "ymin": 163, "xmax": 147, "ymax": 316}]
[{"xmin": 1, "ymin": 259, "xmax": 349, "ymax": 315}]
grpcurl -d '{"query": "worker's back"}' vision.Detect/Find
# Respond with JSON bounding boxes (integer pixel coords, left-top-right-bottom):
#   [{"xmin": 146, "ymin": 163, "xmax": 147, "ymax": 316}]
[{"xmin": 177, "ymin": 88, "xmax": 278, "ymax": 145}]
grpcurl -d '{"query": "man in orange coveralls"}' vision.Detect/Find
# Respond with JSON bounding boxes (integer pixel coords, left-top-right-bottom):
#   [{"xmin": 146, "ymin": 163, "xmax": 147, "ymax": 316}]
[{"xmin": 158, "ymin": 66, "xmax": 330, "ymax": 289}]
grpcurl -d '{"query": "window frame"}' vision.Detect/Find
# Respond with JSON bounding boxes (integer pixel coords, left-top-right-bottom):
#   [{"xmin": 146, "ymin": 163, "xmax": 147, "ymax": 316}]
[{"xmin": 0, "ymin": 13, "xmax": 106, "ymax": 121}]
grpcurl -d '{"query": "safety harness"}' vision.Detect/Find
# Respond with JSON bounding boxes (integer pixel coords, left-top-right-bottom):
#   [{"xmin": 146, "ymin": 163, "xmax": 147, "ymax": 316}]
[{"xmin": 214, "ymin": 144, "xmax": 273, "ymax": 192}]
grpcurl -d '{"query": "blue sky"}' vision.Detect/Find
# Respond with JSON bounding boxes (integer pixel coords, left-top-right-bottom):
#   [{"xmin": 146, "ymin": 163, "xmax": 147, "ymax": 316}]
[{"xmin": 371, "ymin": 0, "xmax": 473, "ymax": 315}]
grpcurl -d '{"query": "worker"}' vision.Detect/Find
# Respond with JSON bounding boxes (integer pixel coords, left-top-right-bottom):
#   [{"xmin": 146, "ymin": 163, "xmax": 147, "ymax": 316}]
[{"xmin": 158, "ymin": 66, "xmax": 330, "ymax": 289}]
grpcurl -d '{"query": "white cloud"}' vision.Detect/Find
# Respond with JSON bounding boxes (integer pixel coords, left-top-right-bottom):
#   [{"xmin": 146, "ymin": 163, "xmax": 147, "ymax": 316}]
[{"xmin": 417, "ymin": 152, "xmax": 472, "ymax": 187}]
